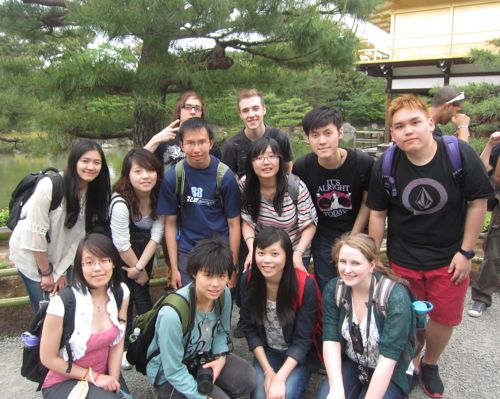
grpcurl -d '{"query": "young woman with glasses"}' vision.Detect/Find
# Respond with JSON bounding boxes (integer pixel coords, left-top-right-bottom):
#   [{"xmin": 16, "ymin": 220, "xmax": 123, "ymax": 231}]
[
  {"xmin": 316, "ymin": 233, "xmax": 415, "ymax": 399},
  {"xmin": 39, "ymin": 233, "xmax": 130, "ymax": 399},
  {"xmin": 240, "ymin": 136, "xmax": 317, "ymax": 272}
]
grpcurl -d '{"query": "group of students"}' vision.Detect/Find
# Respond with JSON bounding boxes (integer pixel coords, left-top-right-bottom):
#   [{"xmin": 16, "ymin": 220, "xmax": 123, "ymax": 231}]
[{"xmin": 8, "ymin": 85, "xmax": 497, "ymax": 399}]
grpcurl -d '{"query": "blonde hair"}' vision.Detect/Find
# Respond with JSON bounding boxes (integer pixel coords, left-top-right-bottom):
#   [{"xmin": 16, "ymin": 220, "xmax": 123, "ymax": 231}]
[
  {"xmin": 237, "ymin": 89, "xmax": 265, "ymax": 110},
  {"xmin": 389, "ymin": 95, "xmax": 429, "ymax": 124},
  {"xmin": 332, "ymin": 233, "xmax": 403, "ymax": 282}
]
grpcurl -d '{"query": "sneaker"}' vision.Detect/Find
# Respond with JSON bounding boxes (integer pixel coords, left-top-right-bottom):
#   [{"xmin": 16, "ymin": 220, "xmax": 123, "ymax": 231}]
[
  {"xmin": 122, "ymin": 352, "xmax": 132, "ymax": 370},
  {"xmin": 232, "ymin": 320, "xmax": 245, "ymax": 339},
  {"xmin": 468, "ymin": 300, "xmax": 487, "ymax": 318},
  {"xmin": 420, "ymin": 359, "xmax": 444, "ymax": 398}
]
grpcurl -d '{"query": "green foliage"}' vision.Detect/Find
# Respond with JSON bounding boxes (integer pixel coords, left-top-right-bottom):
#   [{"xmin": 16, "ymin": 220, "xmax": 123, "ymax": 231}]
[
  {"xmin": 0, "ymin": 208, "xmax": 8, "ymax": 228},
  {"xmin": 0, "ymin": 0, "xmax": 382, "ymax": 146},
  {"xmin": 483, "ymin": 211, "xmax": 491, "ymax": 233}
]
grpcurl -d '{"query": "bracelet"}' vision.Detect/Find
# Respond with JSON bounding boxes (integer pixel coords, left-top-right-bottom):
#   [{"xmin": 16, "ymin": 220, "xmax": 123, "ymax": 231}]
[
  {"xmin": 38, "ymin": 263, "xmax": 54, "ymax": 277},
  {"xmin": 456, "ymin": 125, "xmax": 469, "ymax": 129},
  {"xmin": 134, "ymin": 265, "xmax": 143, "ymax": 273},
  {"xmin": 294, "ymin": 248, "xmax": 305, "ymax": 255},
  {"xmin": 88, "ymin": 368, "xmax": 100, "ymax": 384},
  {"xmin": 244, "ymin": 236, "xmax": 255, "ymax": 243},
  {"xmin": 82, "ymin": 367, "xmax": 89, "ymax": 381}
]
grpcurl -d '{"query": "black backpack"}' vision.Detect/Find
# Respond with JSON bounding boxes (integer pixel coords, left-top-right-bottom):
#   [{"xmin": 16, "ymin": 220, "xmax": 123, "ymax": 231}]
[
  {"xmin": 7, "ymin": 167, "xmax": 63, "ymax": 231},
  {"xmin": 126, "ymin": 285, "xmax": 226, "ymax": 375},
  {"xmin": 21, "ymin": 286, "xmax": 123, "ymax": 391}
]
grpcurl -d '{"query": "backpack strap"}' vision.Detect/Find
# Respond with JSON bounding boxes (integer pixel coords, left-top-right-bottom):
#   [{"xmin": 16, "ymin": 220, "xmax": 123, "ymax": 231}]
[
  {"xmin": 334, "ymin": 278, "xmax": 348, "ymax": 311},
  {"xmin": 354, "ymin": 149, "xmax": 371, "ymax": 183},
  {"xmin": 48, "ymin": 172, "xmax": 64, "ymax": 212},
  {"xmin": 164, "ymin": 291, "xmax": 192, "ymax": 336},
  {"xmin": 215, "ymin": 161, "xmax": 232, "ymax": 209},
  {"xmin": 287, "ymin": 173, "xmax": 301, "ymax": 206},
  {"xmin": 175, "ymin": 160, "xmax": 187, "ymax": 208},
  {"xmin": 58, "ymin": 287, "xmax": 76, "ymax": 373},
  {"xmin": 292, "ymin": 268, "xmax": 308, "ymax": 310},
  {"xmin": 441, "ymin": 136, "xmax": 463, "ymax": 181},
  {"xmin": 381, "ymin": 144, "xmax": 398, "ymax": 197},
  {"xmin": 373, "ymin": 275, "xmax": 397, "ymax": 318}
]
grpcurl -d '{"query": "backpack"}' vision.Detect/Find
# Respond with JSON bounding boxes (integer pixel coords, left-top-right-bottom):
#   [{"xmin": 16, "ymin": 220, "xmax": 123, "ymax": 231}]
[
  {"xmin": 175, "ymin": 159, "xmax": 232, "ymax": 209},
  {"xmin": 292, "ymin": 269, "xmax": 324, "ymax": 364},
  {"xmin": 126, "ymin": 285, "xmax": 226, "ymax": 375},
  {"xmin": 382, "ymin": 135, "xmax": 463, "ymax": 197},
  {"xmin": 7, "ymin": 167, "xmax": 63, "ymax": 232},
  {"xmin": 20, "ymin": 286, "xmax": 123, "ymax": 391},
  {"xmin": 334, "ymin": 275, "xmax": 421, "ymax": 360},
  {"xmin": 245, "ymin": 268, "xmax": 323, "ymax": 364},
  {"xmin": 286, "ymin": 173, "xmax": 300, "ymax": 206}
]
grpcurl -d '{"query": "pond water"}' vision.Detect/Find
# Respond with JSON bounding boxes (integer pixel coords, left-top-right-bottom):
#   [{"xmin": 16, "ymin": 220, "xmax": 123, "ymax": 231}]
[{"xmin": 0, "ymin": 146, "xmax": 131, "ymax": 209}]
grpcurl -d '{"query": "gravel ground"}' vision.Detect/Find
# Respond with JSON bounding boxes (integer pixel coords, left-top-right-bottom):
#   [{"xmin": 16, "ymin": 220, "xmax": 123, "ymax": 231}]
[{"xmin": 1, "ymin": 289, "xmax": 498, "ymax": 399}]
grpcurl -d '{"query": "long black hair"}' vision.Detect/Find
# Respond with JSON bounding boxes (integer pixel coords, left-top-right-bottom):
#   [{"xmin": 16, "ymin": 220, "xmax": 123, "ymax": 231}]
[
  {"xmin": 112, "ymin": 148, "xmax": 163, "ymax": 221},
  {"xmin": 72, "ymin": 233, "xmax": 123, "ymax": 295},
  {"xmin": 241, "ymin": 137, "xmax": 287, "ymax": 223},
  {"xmin": 63, "ymin": 140, "xmax": 111, "ymax": 230},
  {"xmin": 246, "ymin": 227, "xmax": 298, "ymax": 326}
]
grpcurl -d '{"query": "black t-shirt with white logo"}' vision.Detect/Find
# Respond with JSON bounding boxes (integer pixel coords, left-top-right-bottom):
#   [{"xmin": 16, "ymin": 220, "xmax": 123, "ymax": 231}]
[{"xmin": 367, "ymin": 138, "xmax": 493, "ymax": 269}]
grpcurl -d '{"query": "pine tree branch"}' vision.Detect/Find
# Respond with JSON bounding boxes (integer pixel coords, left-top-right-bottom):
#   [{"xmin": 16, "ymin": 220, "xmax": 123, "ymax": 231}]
[{"xmin": 22, "ymin": 0, "xmax": 66, "ymax": 7}]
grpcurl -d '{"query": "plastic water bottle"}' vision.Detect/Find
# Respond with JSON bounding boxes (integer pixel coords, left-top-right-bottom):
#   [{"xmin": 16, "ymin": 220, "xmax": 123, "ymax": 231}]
[
  {"xmin": 412, "ymin": 300, "xmax": 433, "ymax": 329},
  {"xmin": 21, "ymin": 332, "xmax": 40, "ymax": 347},
  {"xmin": 129, "ymin": 327, "xmax": 140, "ymax": 343}
]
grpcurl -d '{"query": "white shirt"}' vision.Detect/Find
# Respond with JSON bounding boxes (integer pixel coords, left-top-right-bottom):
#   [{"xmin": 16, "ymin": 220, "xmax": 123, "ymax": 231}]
[{"xmin": 9, "ymin": 175, "xmax": 86, "ymax": 281}]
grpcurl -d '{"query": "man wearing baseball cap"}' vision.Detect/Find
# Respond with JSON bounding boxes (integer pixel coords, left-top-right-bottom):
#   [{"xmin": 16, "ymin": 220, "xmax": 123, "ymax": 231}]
[{"xmin": 429, "ymin": 85, "xmax": 470, "ymax": 141}]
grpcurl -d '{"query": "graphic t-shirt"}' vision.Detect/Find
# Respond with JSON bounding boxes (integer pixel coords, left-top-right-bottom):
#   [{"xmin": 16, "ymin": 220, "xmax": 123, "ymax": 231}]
[
  {"xmin": 367, "ymin": 138, "xmax": 493, "ymax": 269},
  {"xmin": 157, "ymin": 156, "xmax": 240, "ymax": 253},
  {"xmin": 292, "ymin": 149, "xmax": 373, "ymax": 241}
]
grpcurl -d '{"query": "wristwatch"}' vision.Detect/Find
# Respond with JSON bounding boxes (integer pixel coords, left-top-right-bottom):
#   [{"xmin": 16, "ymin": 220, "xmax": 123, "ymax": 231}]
[{"xmin": 458, "ymin": 248, "xmax": 475, "ymax": 259}]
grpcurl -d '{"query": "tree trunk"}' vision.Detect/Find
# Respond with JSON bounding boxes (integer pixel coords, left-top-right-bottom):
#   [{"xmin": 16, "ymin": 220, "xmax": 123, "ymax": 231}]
[{"xmin": 133, "ymin": 100, "xmax": 164, "ymax": 147}]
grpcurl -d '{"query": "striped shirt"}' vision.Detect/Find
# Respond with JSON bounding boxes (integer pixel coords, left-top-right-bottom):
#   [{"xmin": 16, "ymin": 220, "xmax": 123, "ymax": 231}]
[{"xmin": 240, "ymin": 175, "xmax": 317, "ymax": 253}]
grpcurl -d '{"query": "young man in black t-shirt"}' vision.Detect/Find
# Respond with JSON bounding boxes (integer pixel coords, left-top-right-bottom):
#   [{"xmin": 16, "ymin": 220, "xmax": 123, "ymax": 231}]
[
  {"xmin": 292, "ymin": 106, "xmax": 373, "ymax": 291},
  {"xmin": 221, "ymin": 89, "xmax": 293, "ymax": 177},
  {"xmin": 367, "ymin": 95, "xmax": 492, "ymax": 398}
]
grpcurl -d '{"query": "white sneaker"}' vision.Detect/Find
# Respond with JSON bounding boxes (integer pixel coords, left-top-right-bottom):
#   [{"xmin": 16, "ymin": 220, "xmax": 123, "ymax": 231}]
[
  {"xmin": 122, "ymin": 352, "xmax": 132, "ymax": 370},
  {"xmin": 468, "ymin": 301, "xmax": 487, "ymax": 318}
]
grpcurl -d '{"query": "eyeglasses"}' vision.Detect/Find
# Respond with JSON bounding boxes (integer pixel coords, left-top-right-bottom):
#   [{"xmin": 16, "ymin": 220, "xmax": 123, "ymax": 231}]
[
  {"xmin": 445, "ymin": 92, "xmax": 465, "ymax": 104},
  {"xmin": 182, "ymin": 104, "xmax": 203, "ymax": 113},
  {"xmin": 253, "ymin": 154, "xmax": 278, "ymax": 163},
  {"xmin": 82, "ymin": 257, "xmax": 112, "ymax": 268},
  {"xmin": 183, "ymin": 139, "xmax": 210, "ymax": 149}
]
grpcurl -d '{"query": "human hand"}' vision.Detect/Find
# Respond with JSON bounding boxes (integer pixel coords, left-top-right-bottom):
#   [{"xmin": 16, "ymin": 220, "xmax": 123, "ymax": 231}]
[
  {"xmin": 292, "ymin": 251, "xmax": 308, "ymax": 274},
  {"xmin": 169, "ymin": 269, "xmax": 182, "ymax": 289},
  {"xmin": 40, "ymin": 275, "xmax": 55, "ymax": 293},
  {"xmin": 448, "ymin": 252, "xmax": 472, "ymax": 284},
  {"xmin": 266, "ymin": 373, "xmax": 286, "ymax": 399},
  {"xmin": 121, "ymin": 266, "xmax": 141, "ymax": 280},
  {"xmin": 452, "ymin": 113, "xmax": 470, "ymax": 127},
  {"xmin": 243, "ymin": 252, "xmax": 252, "ymax": 273},
  {"xmin": 136, "ymin": 269, "xmax": 149, "ymax": 286},
  {"xmin": 94, "ymin": 373, "xmax": 121, "ymax": 393},
  {"xmin": 54, "ymin": 275, "xmax": 67, "ymax": 292},
  {"xmin": 156, "ymin": 119, "xmax": 180, "ymax": 143},
  {"xmin": 488, "ymin": 131, "xmax": 500, "ymax": 146},
  {"xmin": 203, "ymin": 355, "xmax": 226, "ymax": 382}
]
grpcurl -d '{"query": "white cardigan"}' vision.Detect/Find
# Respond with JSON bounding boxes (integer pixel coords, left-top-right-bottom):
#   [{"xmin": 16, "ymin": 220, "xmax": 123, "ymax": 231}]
[{"xmin": 46, "ymin": 283, "xmax": 130, "ymax": 361}]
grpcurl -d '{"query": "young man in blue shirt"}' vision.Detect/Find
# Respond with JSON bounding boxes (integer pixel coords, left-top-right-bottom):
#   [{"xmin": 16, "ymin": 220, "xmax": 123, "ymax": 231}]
[{"xmin": 158, "ymin": 118, "xmax": 241, "ymax": 289}]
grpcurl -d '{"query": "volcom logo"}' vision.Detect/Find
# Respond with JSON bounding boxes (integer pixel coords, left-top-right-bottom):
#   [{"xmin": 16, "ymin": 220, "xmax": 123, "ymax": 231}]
[{"xmin": 402, "ymin": 178, "xmax": 448, "ymax": 215}]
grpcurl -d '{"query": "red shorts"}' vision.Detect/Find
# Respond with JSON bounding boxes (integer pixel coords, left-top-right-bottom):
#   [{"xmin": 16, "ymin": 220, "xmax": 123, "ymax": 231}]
[{"xmin": 389, "ymin": 261, "xmax": 469, "ymax": 326}]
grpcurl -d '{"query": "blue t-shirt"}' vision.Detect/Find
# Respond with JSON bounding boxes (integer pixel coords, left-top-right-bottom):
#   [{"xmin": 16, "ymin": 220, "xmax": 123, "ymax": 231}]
[{"xmin": 157, "ymin": 156, "xmax": 240, "ymax": 253}]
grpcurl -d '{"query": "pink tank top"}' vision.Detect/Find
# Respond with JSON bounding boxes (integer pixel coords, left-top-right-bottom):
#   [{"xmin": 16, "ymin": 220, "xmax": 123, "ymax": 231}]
[{"xmin": 42, "ymin": 325, "xmax": 119, "ymax": 388}]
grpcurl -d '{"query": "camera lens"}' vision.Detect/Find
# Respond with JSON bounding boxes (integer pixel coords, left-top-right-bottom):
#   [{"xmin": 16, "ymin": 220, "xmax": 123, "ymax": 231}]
[{"xmin": 196, "ymin": 367, "xmax": 213, "ymax": 395}]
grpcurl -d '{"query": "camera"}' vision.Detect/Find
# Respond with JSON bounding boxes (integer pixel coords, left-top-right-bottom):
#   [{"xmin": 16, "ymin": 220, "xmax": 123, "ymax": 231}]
[{"xmin": 184, "ymin": 352, "xmax": 215, "ymax": 395}]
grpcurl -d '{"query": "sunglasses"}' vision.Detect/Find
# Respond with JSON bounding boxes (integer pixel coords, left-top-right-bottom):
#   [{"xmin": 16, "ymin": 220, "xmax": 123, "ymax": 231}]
[{"xmin": 445, "ymin": 92, "xmax": 465, "ymax": 104}]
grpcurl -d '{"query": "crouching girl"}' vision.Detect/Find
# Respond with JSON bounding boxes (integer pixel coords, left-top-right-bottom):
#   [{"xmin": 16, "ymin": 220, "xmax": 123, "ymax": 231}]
[
  {"xmin": 240, "ymin": 226, "xmax": 321, "ymax": 399},
  {"xmin": 317, "ymin": 233, "xmax": 415, "ymax": 399},
  {"xmin": 147, "ymin": 238, "xmax": 256, "ymax": 399}
]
